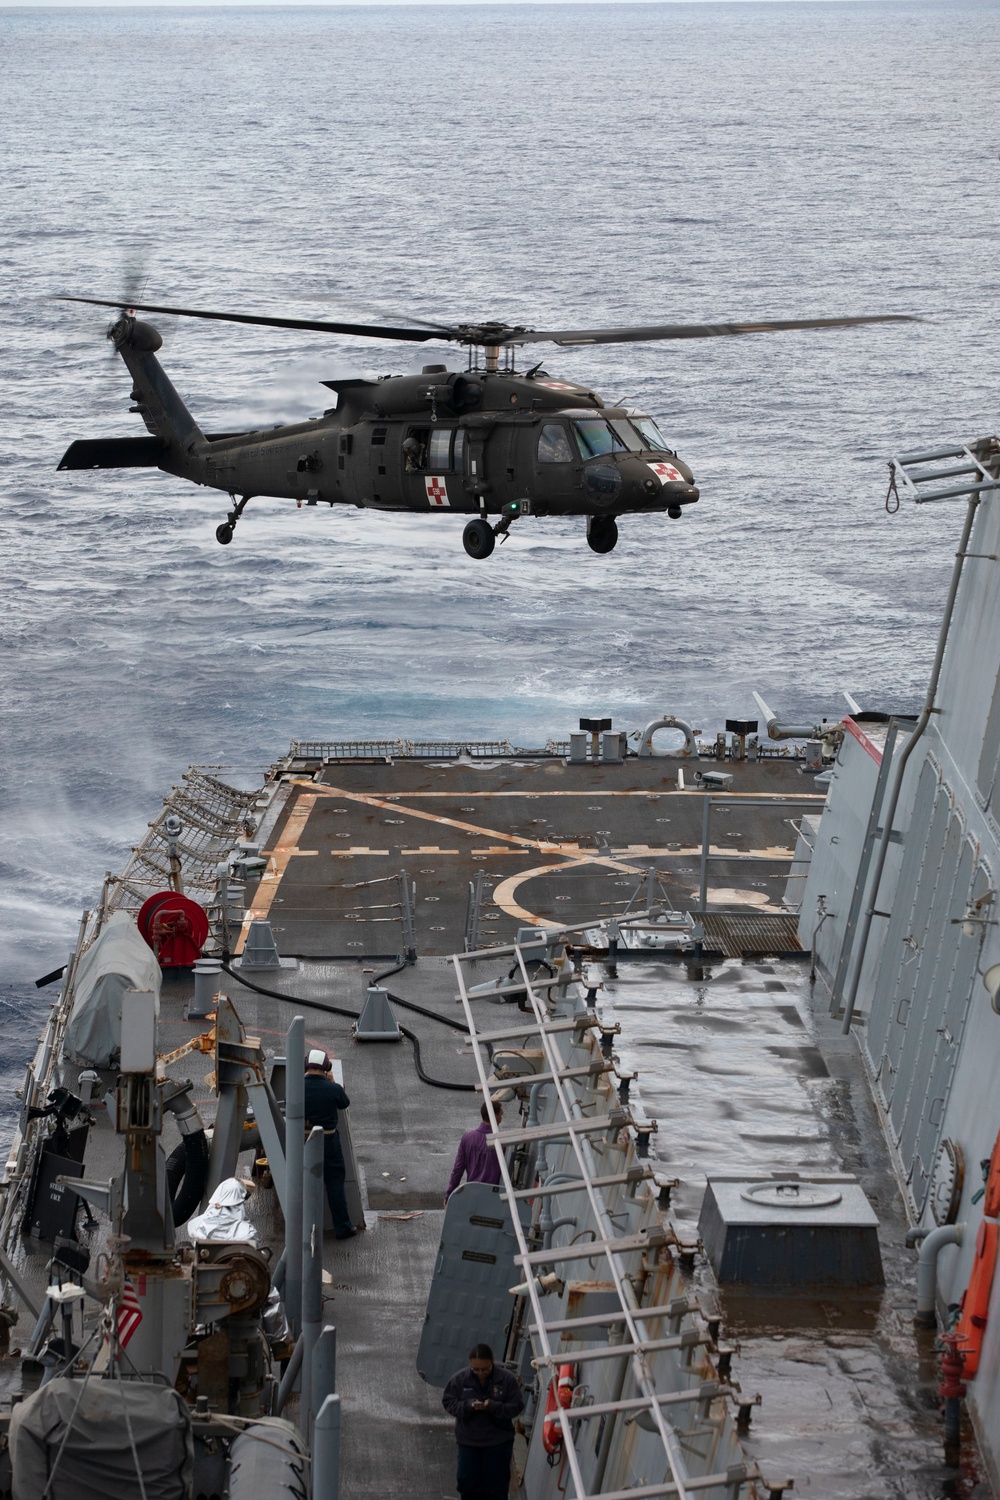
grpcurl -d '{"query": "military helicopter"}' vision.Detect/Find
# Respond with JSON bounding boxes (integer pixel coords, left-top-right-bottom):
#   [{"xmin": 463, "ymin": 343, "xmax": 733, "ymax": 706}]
[{"xmin": 56, "ymin": 296, "xmax": 913, "ymax": 558}]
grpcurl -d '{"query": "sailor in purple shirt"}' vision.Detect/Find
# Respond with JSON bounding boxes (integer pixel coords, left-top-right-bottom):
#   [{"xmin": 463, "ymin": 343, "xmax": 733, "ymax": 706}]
[{"xmin": 444, "ymin": 1103, "xmax": 504, "ymax": 1204}]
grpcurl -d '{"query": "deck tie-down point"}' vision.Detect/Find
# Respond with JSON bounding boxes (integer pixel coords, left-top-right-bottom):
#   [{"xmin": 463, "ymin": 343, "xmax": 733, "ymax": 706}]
[{"xmin": 352, "ymin": 986, "xmax": 403, "ymax": 1042}]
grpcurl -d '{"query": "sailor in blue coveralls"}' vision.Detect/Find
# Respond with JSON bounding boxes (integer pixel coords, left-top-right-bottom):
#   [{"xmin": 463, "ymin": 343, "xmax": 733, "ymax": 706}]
[
  {"xmin": 303, "ymin": 1048, "xmax": 356, "ymax": 1239},
  {"xmin": 442, "ymin": 1343, "xmax": 524, "ymax": 1500}
]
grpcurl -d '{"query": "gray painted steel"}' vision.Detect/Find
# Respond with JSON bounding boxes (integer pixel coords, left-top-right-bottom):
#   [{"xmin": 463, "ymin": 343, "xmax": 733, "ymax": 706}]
[
  {"xmin": 353, "ymin": 986, "xmax": 402, "ymax": 1042},
  {"xmin": 311, "ymin": 1395, "xmax": 341, "ymax": 1500},
  {"xmin": 698, "ymin": 1175, "xmax": 883, "ymax": 1287},
  {"xmin": 285, "ymin": 1017, "xmax": 305, "ymax": 1339},
  {"xmin": 799, "ymin": 460, "xmax": 1000, "ymax": 1487},
  {"xmin": 417, "ymin": 1180, "xmax": 528, "ymax": 1387}
]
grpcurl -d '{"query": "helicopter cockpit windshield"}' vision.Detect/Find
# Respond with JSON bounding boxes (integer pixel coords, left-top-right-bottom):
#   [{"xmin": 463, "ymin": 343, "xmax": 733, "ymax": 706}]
[
  {"xmin": 628, "ymin": 416, "xmax": 674, "ymax": 453},
  {"xmin": 573, "ymin": 415, "xmax": 675, "ymax": 458},
  {"xmin": 573, "ymin": 419, "xmax": 628, "ymax": 457}
]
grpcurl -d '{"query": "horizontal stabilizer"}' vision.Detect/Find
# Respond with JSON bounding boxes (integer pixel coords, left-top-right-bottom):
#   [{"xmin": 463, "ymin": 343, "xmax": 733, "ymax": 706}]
[{"xmin": 58, "ymin": 436, "xmax": 167, "ymax": 470}]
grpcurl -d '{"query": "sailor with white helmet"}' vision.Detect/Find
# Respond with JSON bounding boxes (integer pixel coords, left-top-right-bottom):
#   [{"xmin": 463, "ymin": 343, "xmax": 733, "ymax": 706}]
[{"xmin": 303, "ymin": 1047, "xmax": 357, "ymax": 1240}]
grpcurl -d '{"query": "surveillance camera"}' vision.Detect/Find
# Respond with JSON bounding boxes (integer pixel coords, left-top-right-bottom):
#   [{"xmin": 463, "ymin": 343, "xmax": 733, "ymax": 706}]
[{"xmin": 164, "ymin": 814, "xmax": 183, "ymax": 838}]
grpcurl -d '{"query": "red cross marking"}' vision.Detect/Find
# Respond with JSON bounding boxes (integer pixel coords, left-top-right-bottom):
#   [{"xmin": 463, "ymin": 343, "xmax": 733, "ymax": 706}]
[{"xmin": 648, "ymin": 462, "xmax": 683, "ymax": 484}]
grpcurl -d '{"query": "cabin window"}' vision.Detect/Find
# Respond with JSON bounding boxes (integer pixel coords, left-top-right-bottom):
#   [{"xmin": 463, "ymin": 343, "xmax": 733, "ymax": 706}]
[
  {"xmin": 573, "ymin": 420, "xmax": 627, "ymax": 459},
  {"xmin": 421, "ymin": 428, "xmax": 466, "ymax": 471},
  {"xmin": 631, "ymin": 416, "xmax": 673, "ymax": 453},
  {"xmin": 403, "ymin": 428, "xmax": 429, "ymax": 471},
  {"xmin": 371, "ymin": 426, "xmax": 388, "ymax": 446},
  {"xmin": 428, "ymin": 429, "xmax": 452, "ymax": 470},
  {"xmin": 537, "ymin": 425, "xmax": 575, "ymax": 464}
]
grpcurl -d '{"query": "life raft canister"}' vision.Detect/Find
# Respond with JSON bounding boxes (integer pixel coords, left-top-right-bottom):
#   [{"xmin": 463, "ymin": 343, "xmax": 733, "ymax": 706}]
[
  {"xmin": 541, "ymin": 1364, "xmax": 577, "ymax": 1454},
  {"xmin": 955, "ymin": 1218, "xmax": 998, "ymax": 1376},
  {"xmin": 983, "ymin": 1128, "xmax": 1000, "ymax": 1219}
]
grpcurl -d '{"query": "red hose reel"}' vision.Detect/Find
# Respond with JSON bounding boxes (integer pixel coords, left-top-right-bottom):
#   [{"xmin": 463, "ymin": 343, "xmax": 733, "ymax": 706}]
[{"xmin": 137, "ymin": 890, "xmax": 209, "ymax": 968}]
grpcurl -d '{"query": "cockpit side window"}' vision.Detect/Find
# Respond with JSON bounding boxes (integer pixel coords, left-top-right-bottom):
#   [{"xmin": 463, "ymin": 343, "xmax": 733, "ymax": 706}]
[
  {"xmin": 631, "ymin": 417, "xmax": 674, "ymax": 453},
  {"xmin": 573, "ymin": 419, "xmax": 627, "ymax": 458},
  {"xmin": 537, "ymin": 424, "xmax": 575, "ymax": 464}
]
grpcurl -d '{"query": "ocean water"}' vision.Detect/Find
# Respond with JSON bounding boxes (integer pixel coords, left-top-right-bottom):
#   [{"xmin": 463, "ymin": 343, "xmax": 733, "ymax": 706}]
[{"xmin": 2, "ymin": 0, "xmax": 998, "ymax": 1124}]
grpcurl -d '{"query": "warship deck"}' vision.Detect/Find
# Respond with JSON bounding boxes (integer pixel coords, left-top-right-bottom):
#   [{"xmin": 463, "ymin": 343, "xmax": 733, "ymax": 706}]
[{"xmin": 1, "ymin": 743, "xmax": 990, "ymax": 1499}]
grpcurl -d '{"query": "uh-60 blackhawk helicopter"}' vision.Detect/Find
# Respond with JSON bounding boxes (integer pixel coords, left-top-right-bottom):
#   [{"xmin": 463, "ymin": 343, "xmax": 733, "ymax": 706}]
[{"xmin": 56, "ymin": 295, "xmax": 913, "ymax": 559}]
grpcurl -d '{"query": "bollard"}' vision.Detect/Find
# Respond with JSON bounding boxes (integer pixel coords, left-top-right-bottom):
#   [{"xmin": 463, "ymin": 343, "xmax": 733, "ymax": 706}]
[
  {"xmin": 301, "ymin": 1125, "xmax": 325, "ymax": 1433},
  {"xmin": 285, "ymin": 1017, "xmax": 305, "ymax": 1340},
  {"xmin": 188, "ymin": 957, "xmax": 222, "ymax": 1021},
  {"xmin": 313, "ymin": 1393, "xmax": 342, "ymax": 1500}
]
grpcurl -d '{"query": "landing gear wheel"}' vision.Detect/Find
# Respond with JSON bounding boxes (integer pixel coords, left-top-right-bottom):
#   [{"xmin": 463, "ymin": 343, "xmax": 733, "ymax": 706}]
[
  {"xmin": 216, "ymin": 524, "xmax": 234, "ymax": 545},
  {"xmin": 587, "ymin": 517, "xmax": 618, "ymax": 554},
  {"xmin": 463, "ymin": 518, "xmax": 496, "ymax": 560}
]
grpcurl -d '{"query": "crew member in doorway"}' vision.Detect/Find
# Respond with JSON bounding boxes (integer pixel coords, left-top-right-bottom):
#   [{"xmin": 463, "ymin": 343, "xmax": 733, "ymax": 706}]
[
  {"xmin": 442, "ymin": 1343, "xmax": 524, "ymax": 1500},
  {"xmin": 402, "ymin": 434, "xmax": 424, "ymax": 471},
  {"xmin": 445, "ymin": 1102, "xmax": 503, "ymax": 1204},
  {"xmin": 303, "ymin": 1048, "xmax": 357, "ymax": 1240}
]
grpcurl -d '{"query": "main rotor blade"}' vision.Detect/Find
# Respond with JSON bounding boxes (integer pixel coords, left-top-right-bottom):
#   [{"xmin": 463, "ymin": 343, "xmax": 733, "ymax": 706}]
[
  {"xmin": 55, "ymin": 294, "xmax": 450, "ymax": 344},
  {"xmin": 507, "ymin": 313, "xmax": 918, "ymax": 347},
  {"xmin": 299, "ymin": 294, "xmax": 454, "ymax": 334}
]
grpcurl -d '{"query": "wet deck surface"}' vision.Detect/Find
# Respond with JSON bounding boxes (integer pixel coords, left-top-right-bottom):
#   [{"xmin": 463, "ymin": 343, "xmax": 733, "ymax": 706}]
[
  {"xmin": 603, "ymin": 957, "xmax": 989, "ymax": 1499},
  {"xmin": 243, "ymin": 754, "xmax": 820, "ymax": 958}
]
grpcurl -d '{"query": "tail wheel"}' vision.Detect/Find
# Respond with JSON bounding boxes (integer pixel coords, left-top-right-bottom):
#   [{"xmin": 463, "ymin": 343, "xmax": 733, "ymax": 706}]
[
  {"xmin": 587, "ymin": 517, "xmax": 618, "ymax": 554},
  {"xmin": 216, "ymin": 523, "xmax": 234, "ymax": 545},
  {"xmin": 463, "ymin": 518, "xmax": 496, "ymax": 560}
]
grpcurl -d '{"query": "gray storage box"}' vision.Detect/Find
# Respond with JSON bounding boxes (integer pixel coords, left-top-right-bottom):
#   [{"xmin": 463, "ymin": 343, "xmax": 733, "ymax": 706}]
[{"xmin": 698, "ymin": 1173, "xmax": 883, "ymax": 1288}]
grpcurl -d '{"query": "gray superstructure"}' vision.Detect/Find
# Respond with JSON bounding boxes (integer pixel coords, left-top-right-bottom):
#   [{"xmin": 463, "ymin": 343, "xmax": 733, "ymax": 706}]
[{"xmin": 800, "ymin": 435, "xmax": 1000, "ymax": 1491}]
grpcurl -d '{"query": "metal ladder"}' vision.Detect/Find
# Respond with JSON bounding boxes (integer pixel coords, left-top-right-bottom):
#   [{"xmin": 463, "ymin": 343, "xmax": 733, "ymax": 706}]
[{"xmin": 887, "ymin": 436, "xmax": 1000, "ymax": 505}]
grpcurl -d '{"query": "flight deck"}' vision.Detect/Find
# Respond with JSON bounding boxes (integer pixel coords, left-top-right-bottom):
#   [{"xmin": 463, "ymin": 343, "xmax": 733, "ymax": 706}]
[{"xmin": 239, "ymin": 744, "xmax": 818, "ymax": 962}]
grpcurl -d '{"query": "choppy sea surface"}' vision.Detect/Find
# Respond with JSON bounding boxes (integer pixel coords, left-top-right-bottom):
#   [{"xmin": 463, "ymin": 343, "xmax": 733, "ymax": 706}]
[{"xmin": 2, "ymin": 0, "xmax": 998, "ymax": 1132}]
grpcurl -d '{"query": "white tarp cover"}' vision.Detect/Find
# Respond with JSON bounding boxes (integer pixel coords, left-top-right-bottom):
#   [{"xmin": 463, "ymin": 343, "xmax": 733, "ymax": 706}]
[
  {"xmin": 9, "ymin": 1376, "xmax": 193, "ymax": 1500},
  {"xmin": 63, "ymin": 911, "xmax": 162, "ymax": 1067},
  {"xmin": 187, "ymin": 1176, "xmax": 257, "ymax": 1243}
]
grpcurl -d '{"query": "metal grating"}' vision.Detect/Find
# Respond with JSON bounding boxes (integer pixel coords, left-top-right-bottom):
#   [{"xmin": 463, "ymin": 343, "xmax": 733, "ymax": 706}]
[
  {"xmin": 699, "ymin": 912, "xmax": 801, "ymax": 958},
  {"xmin": 289, "ymin": 738, "xmax": 517, "ymax": 760}
]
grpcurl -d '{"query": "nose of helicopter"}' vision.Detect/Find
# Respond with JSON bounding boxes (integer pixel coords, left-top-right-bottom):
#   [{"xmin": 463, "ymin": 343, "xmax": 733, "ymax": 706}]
[
  {"xmin": 642, "ymin": 473, "xmax": 700, "ymax": 508},
  {"xmin": 583, "ymin": 456, "xmax": 699, "ymax": 511},
  {"xmin": 633, "ymin": 456, "xmax": 698, "ymax": 507}
]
